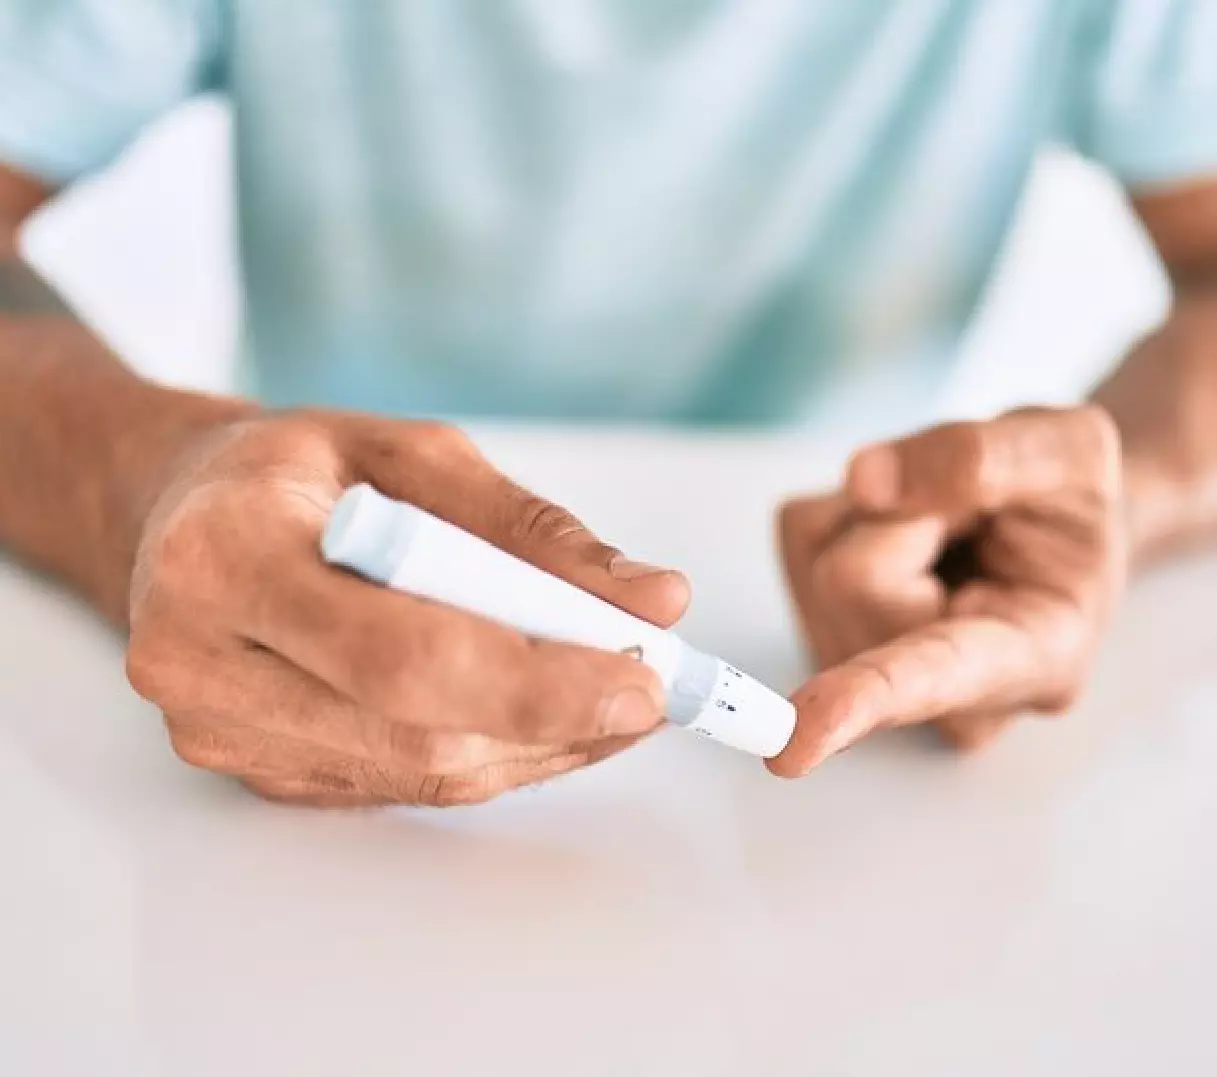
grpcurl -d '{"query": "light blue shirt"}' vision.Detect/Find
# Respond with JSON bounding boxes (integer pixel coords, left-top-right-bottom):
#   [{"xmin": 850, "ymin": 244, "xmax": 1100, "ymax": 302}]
[{"xmin": 2, "ymin": 1, "xmax": 1216, "ymax": 424}]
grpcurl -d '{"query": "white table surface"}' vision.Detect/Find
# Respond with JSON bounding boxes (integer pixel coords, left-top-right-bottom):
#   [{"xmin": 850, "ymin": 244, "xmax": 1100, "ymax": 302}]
[{"xmin": 4, "ymin": 426, "xmax": 1217, "ymax": 1077}]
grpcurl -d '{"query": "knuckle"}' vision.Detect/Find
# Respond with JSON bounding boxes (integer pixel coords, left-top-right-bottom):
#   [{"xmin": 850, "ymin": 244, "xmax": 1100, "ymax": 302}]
[
  {"xmin": 1073, "ymin": 404, "xmax": 1123, "ymax": 500},
  {"xmin": 511, "ymin": 494, "xmax": 586, "ymax": 548},
  {"xmin": 125, "ymin": 635, "xmax": 186, "ymax": 706},
  {"xmin": 403, "ymin": 421, "xmax": 481, "ymax": 474},
  {"xmin": 414, "ymin": 419, "xmax": 475, "ymax": 456},
  {"xmin": 248, "ymin": 415, "xmax": 328, "ymax": 460},
  {"xmin": 844, "ymin": 656, "xmax": 899, "ymax": 709},
  {"xmin": 906, "ymin": 422, "xmax": 986, "ymax": 509},
  {"xmin": 354, "ymin": 418, "xmax": 479, "ymax": 485},
  {"xmin": 238, "ymin": 415, "xmax": 349, "ymax": 486},
  {"xmin": 237, "ymin": 412, "xmax": 305, "ymax": 446},
  {"xmin": 944, "ymin": 422, "xmax": 987, "ymax": 502}
]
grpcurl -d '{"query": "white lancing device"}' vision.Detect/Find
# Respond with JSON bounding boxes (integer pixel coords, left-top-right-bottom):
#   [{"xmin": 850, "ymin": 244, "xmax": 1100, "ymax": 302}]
[{"xmin": 321, "ymin": 485, "xmax": 798, "ymax": 758}]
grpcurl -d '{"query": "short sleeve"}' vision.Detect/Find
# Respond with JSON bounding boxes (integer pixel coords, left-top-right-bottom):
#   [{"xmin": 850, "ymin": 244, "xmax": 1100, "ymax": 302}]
[
  {"xmin": 1069, "ymin": 0, "xmax": 1217, "ymax": 189},
  {"xmin": 0, "ymin": 0, "xmax": 226, "ymax": 185}
]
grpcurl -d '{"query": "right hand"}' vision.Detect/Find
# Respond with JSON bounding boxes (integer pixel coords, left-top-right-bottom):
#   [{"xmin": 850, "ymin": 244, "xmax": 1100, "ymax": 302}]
[{"xmin": 125, "ymin": 411, "xmax": 690, "ymax": 807}]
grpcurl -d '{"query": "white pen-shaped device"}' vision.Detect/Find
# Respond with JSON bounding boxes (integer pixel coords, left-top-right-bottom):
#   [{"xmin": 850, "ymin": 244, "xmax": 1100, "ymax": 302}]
[{"xmin": 321, "ymin": 485, "xmax": 797, "ymax": 758}]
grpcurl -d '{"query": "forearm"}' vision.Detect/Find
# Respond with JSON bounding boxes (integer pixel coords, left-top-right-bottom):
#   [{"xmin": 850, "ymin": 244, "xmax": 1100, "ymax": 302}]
[
  {"xmin": 0, "ymin": 249, "xmax": 252, "ymax": 622},
  {"xmin": 1091, "ymin": 279, "xmax": 1217, "ymax": 568}
]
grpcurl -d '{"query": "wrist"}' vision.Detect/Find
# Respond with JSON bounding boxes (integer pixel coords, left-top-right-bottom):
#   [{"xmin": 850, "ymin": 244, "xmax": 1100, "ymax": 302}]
[
  {"xmin": 1096, "ymin": 386, "xmax": 1184, "ymax": 572},
  {"xmin": 0, "ymin": 315, "xmax": 257, "ymax": 621},
  {"xmin": 1118, "ymin": 452, "xmax": 1176, "ymax": 570},
  {"xmin": 1117, "ymin": 449, "xmax": 1217, "ymax": 572},
  {"xmin": 99, "ymin": 377, "xmax": 258, "ymax": 619},
  {"xmin": 1091, "ymin": 282, "xmax": 1217, "ymax": 573}
]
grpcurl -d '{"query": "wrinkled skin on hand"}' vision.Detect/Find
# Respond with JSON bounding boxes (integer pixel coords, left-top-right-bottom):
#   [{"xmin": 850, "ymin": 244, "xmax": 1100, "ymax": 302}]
[
  {"xmin": 773, "ymin": 406, "xmax": 1126, "ymax": 776},
  {"xmin": 126, "ymin": 412, "xmax": 690, "ymax": 807}
]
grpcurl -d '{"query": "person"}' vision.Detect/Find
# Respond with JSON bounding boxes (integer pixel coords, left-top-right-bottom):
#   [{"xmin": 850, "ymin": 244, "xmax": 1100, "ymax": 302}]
[{"xmin": 0, "ymin": 1, "xmax": 1214, "ymax": 808}]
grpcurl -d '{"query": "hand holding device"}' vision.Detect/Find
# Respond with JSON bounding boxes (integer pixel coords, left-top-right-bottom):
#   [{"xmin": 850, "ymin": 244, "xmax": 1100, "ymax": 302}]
[
  {"xmin": 323, "ymin": 485, "xmax": 797, "ymax": 758},
  {"xmin": 126, "ymin": 413, "xmax": 690, "ymax": 806}
]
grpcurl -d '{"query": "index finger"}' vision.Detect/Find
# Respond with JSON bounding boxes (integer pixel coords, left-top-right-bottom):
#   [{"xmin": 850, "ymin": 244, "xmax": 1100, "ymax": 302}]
[
  {"xmin": 767, "ymin": 612, "xmax": 1067, "ymax": 777},
  {"xmin": 345, "ymin": 419, "xmax": 692, "ymax": 629},
  {"xmin": 846, "ymin": 406, "xmax": 1121, "ymax": 519}
]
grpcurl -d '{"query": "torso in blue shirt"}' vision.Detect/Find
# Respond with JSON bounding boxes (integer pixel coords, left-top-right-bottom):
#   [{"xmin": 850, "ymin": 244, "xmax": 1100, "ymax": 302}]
[{"xmin": 3, "ymin": 0, "xmax": 1216, "ymax": 423}]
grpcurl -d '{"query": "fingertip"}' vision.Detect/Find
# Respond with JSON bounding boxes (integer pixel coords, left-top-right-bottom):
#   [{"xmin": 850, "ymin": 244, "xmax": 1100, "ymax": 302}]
[
  {"xmin": 764, "ymin": 751, "xmax": 811, "ymax": 780},
  {"xmin": 765, "ymin": 675, "xmax": 864, "ymax": 777},
  {"xmin": 648, "ymin": 570, "xmax": 693, "ymax": 627}
]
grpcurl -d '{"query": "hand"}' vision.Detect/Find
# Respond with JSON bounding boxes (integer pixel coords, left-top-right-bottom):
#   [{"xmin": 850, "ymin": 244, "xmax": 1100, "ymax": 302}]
[
  {"xmin": 773, "ymin": 406, "xmax": 1125, "ymax": 776},
  {"xmin": 125, "ymin": 412, "xmax": 690, "ymax": 807}
]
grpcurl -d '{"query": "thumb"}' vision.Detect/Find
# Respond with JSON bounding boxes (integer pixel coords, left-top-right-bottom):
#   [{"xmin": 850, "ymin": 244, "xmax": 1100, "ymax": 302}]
[
  {"xmin": 354, "ymin": 419, "xmax": 691, "ymax": 629},
  {"xmin": 844, "ymin": 406, "xmax": 1120, "ymax": 519}
]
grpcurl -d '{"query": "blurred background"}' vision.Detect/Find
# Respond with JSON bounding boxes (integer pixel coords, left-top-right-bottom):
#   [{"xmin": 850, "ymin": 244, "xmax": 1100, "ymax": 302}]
[{"xmin": 18, "ymin": 94, "xmax": 1171, "ymax": 422}]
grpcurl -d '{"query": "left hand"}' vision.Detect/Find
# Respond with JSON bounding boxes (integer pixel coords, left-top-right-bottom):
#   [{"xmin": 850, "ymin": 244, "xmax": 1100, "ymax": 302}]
[{"xmin": 772, "ymin": 406, "xmax": 1126, "ymax": 777}]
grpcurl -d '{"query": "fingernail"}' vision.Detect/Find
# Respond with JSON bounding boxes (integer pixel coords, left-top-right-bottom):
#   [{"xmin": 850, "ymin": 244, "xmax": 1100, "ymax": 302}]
[
  {"xmin": 600, "ymin": 686, "xmax": 663, "ymax": 735},
  {"xmin": 609, "ymin": 556, "xmax": 670, "ymax": 581},
  {"xmin": 848, "ymin": 446, "xmax": 901, "ymax": 510}
]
